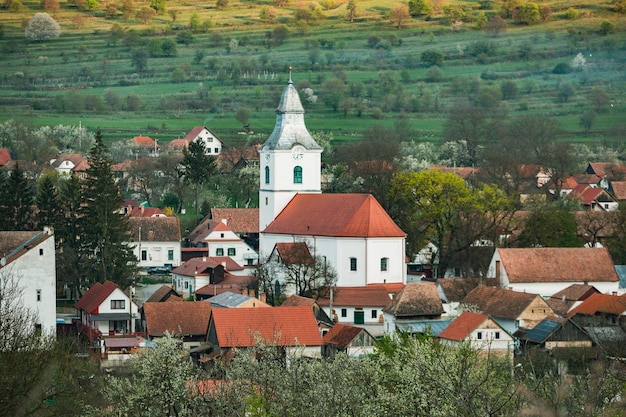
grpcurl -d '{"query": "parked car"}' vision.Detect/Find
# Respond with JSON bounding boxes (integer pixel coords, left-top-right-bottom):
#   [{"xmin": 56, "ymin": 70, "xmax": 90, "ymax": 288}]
[{"xmin": 147, "ymin": 266, "xmax": 171, "ymax": 275}]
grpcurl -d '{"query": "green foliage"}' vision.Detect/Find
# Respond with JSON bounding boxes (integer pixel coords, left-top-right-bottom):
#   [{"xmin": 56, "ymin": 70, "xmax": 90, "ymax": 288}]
[
  {"xmin": 599, "ymin": 19, "xmax": 615, "ymax": 34},
  {"xmin": 180, "ymin": 139, "xmax": 217, "ymax": 222},
  {"xmin": 565, "ymin": 7, "xmax": 579, "ymax": 19},
  {"xmin": 518, "ymin": 207, "xmax": 581, "ymax": 247},
  {"xmin": 552, "ymin": 62, "xmax": 572, "ymax": 74},
  {"xmin": 235, "ymin": 106, "xmax": 252, "ymax": 128},
  {"xmin": 408, "ymin": 0, "xmax": 433, "ymax": 16},
  {"xmin": 36, "ymin": 174, "xmax": 61, "ymax": 230},
  {"xmin": 149, "ymin": 0, "xmax": 166, "ymax": 13},
  {"xmin": 613, "ymin": 0, "xmax": 626, "ymax": 13},
  {"xmin": 0, "ymin": 164, "xmax": 35, "ymax": 230},
  {"xmin": 516, "ymin": 2, "xmax": 540, "ymax": 25},
  {"xmin": 579, "ymin": 110, "xmax": 596, "ymax": 132},
  {"xmin": 421, "ymin": 49, "xmax": 444, "ymax": 66},
  {"xmin": 216, "ymin": 0, "xmax": 228, "ymax": 10}
]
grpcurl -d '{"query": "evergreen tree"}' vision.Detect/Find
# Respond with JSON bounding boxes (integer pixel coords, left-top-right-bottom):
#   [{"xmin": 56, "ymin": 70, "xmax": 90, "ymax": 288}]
[
  {"xmin": 0, "ymin": 163, "xmax": 35, "ymax": 231},
  {"xmin": 57, "ymin": 174, "xmax": 84, "ymax": 299},
  {"xmin": 36, "ymin": 173, "xmax": 62, "ymax": 231},
  {"xmin": 179, "ymin": 139, "xmax": 216, "ymax": 223},
  {"xmin": 79, "ymin": 130, "xmax": 137, "ymax": 289}
]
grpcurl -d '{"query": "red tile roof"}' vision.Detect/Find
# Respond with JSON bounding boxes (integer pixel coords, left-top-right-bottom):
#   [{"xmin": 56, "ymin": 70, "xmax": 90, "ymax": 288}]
[
  {"xmin": 264, "ymin": 194, "xmax": 406, "ymax": 238},
  {"xmin": 317, "ymin": 286, "xmax": 391, "ymax": 308},
  {"xmin": 438, "ymin": 312, "xmax": 490, "ymax": 341},
  {"xmin": 438, "ymin": 278, "xmax": 482, "ymax": 303},
  {"xmin": 497, "ymin": 247, "xmax": 618, "ymax": 283},
  {"xmin": 144, "ymin": 285, "xmax": 182, "ymax": 303},
  {"xmin": 166, "ymin": 138, "xmax": 189, "ymax": 150},
  {"xmin": 383, "ymin": 283, "xmax": 444, "ymax": 317},
  {"xmin": 127, "ymin": 217, "xmax": 181, "ymax": 242},
  {"xmin": 172, "ymin": 256, "xmax": 243, "ymax": 277},
  {"xmin": 367, "ymin": 282, "xmax": 406, "ymax": 296},
  {"xmin": 211, "ymin": 208, "xmax": 259, "ymax": 234},
  {"xmin": 133, "ymin": 135, "xmax": 157, "ymax": 147},
  {"xmin": 587, "ymin": 162, "xmax": 626, "ymax": 179},
  {"xmin": 462, "ymin": 286, "xmax": 549, "ymax": 319},
  {"xmin": 566, "ymin": 293, "xmax": 626, "ymax": 317},
  {"xmin": 323, "ymin": 323, "xmax": 371, "ymax": 348},
  {"xmin": 273, "ymin": 242, "xmax": 314, "ymax": 265},
  {"xmin": 195, "ymin": 275, "xmax": 256, "ymax": 297},
  {"xmin": 75, "ymin": 281, "xmax": 120, "ymax": 313},
  {"xmin": 210, "ymin": 306, "xmax": 322, "ymax": 347},
  {"xmin": 0, "ymin": 148, "xmax": 12, "ymax": 165},
  {"xmin": 128, "ymin": 207, "xmax": 166, "ymax": 217},
  {"xmin": 144, "ymin": 301, "xmax": 212, "ymax": 336},
  {"xmin": 281, "ymin": 294, "xmax": 316, "ymax": 307},
  {"xmin": 611, "ymin": 181, "xmax": 626, "ymax": 200}
]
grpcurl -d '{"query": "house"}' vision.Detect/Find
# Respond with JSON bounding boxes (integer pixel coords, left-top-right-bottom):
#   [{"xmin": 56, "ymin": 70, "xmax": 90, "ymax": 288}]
[
  {"xmin": 50, "ymin": 153, "xmax": 88, "ymax": 178},
  {"xmin": 281, "ymin": 294, "xmax": 335, "ymax": 329},
  {"xmin": 74, "ymin": 280, "xmax": 139, "ymax": 340},
  {"xmin": 317, "ymin": 285, "xmax": 391, "ymax": 333},
  {"xmin": 258, "ymin": 77, "xmax": 406, "ymax": 289},
  {"xmin": 217, "ymin": 145, "xmax": 261, "ymax": 172},
  {"xmin": 0, "ymin": 228, "xmax": 56, "ymax": 337},
  {"xmin": 172, "ymin": 256, "xmax": 232, "ymax": 298},
  {"xmin": 545, "ymin": 284, "xmax": 600, "ymax": 317},
  {"xmin": 437, "ymin": 278, "xmax": 482, "ymax": 317},
  {"xmin": 566, "ymin": 292, "xmax": 626, "ymax": 326},
  {"xmin": 208, "ymin": 291, "xmax": 269, "ymax": 308},
  {"xmin": 438, "ymin": 312, "xmax": 514, "ymax": 359},
  {"xmin": 518, "ymin": 317, "xmax": 593, "ymax": 352},
  {"xmin": 127, "ymin": 217, "xmax": 181, "ymax": 270},
  {"xmin": 487, "ymin": 247, "xmax": 619, "ymax": 296},
  {"xmin": 585, "ymin": 162, "xmax": 626, "ymax": 181},
  {"xmin": 461, "ymin": 286, "xmax": 553, "ymax": 333},
  {"xmin": 143, "ymin": 285, "xmax": 182, "ymax": 303},
  {"xmin": 168, "ymin": 126, "xmax": 223, "ymax": 155},
  {"xmin": 207, "ymin": 306, "xmax": 323, "ymax": 358},
  {"xmin": 143, "ymin": 301, "xmax": 212, "ymax": 350},
  {"xmin": 322, "ymin": 323, "xmax": 377, "ymax": 358},
  {"xmin": 127, "ymin": 206, "xmax": 167, "ymax": 218},
  {"xmin": 569, "ymin": 184, "xmax": 618, "ymax": 211},
  {"xmin": 0, "ymin": 148, "xmax": 12, "ymax": 166},
  {"xmin": 194, "ymin": 274, "xmax": 256, "ymax": 300},
  {"xmin": 187, "ymin": 218, "xmax": 258, "ymax": 267},
  {"xmin": 133, "ymin": 135, "xmax": 160, "ymax": 157},
  {"xmin": 383, "ymin": 283, "xmax": 445, "ymax": 335}
]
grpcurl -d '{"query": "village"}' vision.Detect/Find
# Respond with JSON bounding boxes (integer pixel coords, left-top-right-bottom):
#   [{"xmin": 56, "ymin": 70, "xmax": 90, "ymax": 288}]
[{"xmin": 2, "ymin": 77, "xmax": 626, "ymax": 414}]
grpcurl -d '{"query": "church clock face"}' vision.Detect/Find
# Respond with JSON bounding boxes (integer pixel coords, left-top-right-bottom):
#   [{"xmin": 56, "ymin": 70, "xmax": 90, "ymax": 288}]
[
  {"xmin": 291, "ymin": 145, "xmax": 305, "ymax": 161},
  {"xmin": 265, "ymin": 153, "xmax": 271, "ymax": 162}
]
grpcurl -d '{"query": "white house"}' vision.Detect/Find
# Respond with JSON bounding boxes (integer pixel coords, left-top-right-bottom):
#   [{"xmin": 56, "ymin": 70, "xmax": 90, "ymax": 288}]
[
  {"xmin": 171, "ymin": 256, "xmax": 245, "ymax": 298},
  {"xmin": 50, "ymin": 153, "xmax": 89, "ymax": 178},
  {"xmin": 257, "ymin": 77, "xmax": 406, "ymax": 289},
  {"xmin": 184, "ymin": 126, "xmax": 223, "ymax": 155},
  {"xmin": 74, "ymin": 280, "xmax": 139, "ymax": 338},
  {"xmin": 127, "ymin": 217, "xmax": 182, "ymax": 269},
  {"xmin": 488, "ymin": 247, "xmax": 619, "ymax": 296},
  {"xmin": 0, "ymin": 229, "xmax": 57, "ymax": 337},
  {"xmin": 188, "ymin": 218, "xmax": 258, "ymax": 266}
]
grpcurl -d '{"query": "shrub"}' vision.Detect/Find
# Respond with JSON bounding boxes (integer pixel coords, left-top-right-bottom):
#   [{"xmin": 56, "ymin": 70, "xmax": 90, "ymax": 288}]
[
  {"xmin": 552, "ymin": 62, "xmax": 572, "ymax": 74},
  {"xmin": 25, "ymin": 12, "xmax": 60, "ymax": 41},
  {"xmin": 564, "ymin": 7, "xmax": 579, "ymax": 19},
  {"xmin": 421, "ymin": 49, "xmax": 443, "ymax": 66},
  {"xmin": 599, "ymin": 20, "xmax": 615, "ymax": 35},
  {"xmin": 516, "ymin": 2, "xmax": 540, "ymax": 24}
]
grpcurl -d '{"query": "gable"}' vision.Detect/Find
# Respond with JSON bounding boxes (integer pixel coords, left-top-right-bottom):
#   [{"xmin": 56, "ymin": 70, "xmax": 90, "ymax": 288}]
[
  {"xmin": 462, "ymin": 286, "xmax": 549, "ymax": 320},
  {"xmin": 75, "ymin": 281, "xmax": 120, "ymax": 313},
  {"xmin": 384, "ymin": 283, "xmax": 444, "ymax": 317},
  {"xmin": 438, "ymin": 312, "xmax": 490, "ymax": 341},
  {"xmin": 263, "ymin": 194, "xmax": 406, "ymax": 238}
]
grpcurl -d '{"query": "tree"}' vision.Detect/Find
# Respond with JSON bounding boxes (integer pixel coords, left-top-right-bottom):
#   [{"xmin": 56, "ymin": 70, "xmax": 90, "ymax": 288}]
[
  {"xmin": 56, "ymin": 174, "xmax": 83, "ymax": 300},
  {"xmin": 36, "ymin": 173, "xmax": 61, "ymax": 230},
  {"xmin": 234, "ymin": 106, "xmax": 252, "ymax": 130},
  {"xmin": 216, "ymin": 0, "xmax": 228, "ymax": 10},
  {"xmin": 25, "ymin": 12, "xmax": 60, "ymax": 41},
  {"xmin": 442, "ymin": 100, "xmax": 493, "ymax": 166},
  {"xmin": 346, "ymin": 0, "xmax": 357, "ymax": 22},
  {"xmin": 167, "ymin": 8, "xmax": 178, "ymax": 22},
  {"xmin": 121, "ymin": 0, "xmax": 135, "ymax": 19},
  {"xmin": 516, "ymin": 2, "xmax": 540, "ymax": 24},
  {"xmin": 408, "ymin": 0, "xmax": 433, "ymax": 16},
  {"xmin": 0, "ymin": 163, "xmax": 35, "ymax": 231},
  {"xmin": 579, "ymin": 110, "xmax": 596, "ymax": 132},
  {"xmin": 179, "ymin": 139, "xmax": 216, "ymax": 223},
  {"xmin": 131, "ymin": 48, "xmax": 148, "ymax": 72},
  {"xmin": 259, "ymin": 6, "xmax": 277, "ymax": 22},
  {"xmin": 149, "ymin": 0, "xmax": 165, "ymax": 13},
  {"xmin": 388, "ymin": 3, "xmax": 411, "ymax": 28},
  {"xmin": 500, "ymin": 79, "xmax": 518, "ymax": 100},
  {"xmin": 421, "ymin": 49, "xmax": 443, "ymax": 66},
  {"xmin": 588, "ymin": 87, "xmax": 611, "ymax": 112},
  {"xmin": 79, "ymin": 129, "xmax": 137, "ymax": 289},
  {"xmin": 43, "ymin": 0, "xmax": 60, "ymax": 15},
  {"xmin": 612, "ymin": 0, "xmax": 626, "ymax": 13},
  {"xmin": 137, "ymin": 6, "xmax": 156, "ymax": 23},
  {"xmin": 518, "ymin": 207, "xmax": 580, "ymax": 247}
]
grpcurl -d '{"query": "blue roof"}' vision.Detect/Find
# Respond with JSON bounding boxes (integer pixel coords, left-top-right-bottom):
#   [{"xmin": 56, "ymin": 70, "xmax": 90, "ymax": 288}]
[
  {"xmin": 615, "ymin": 265, "xmax": 626, "ymax": 289},
  {"xmin": 522, "ymin": 319, "xmax": 562, "ymax": 343},
  {"xmin": 209, "ymin": 291, "xmax": 254, "ymax": 308},
  {"xmin": 396, "ymin": 320, "xmax": 452, "ymax": 336}
]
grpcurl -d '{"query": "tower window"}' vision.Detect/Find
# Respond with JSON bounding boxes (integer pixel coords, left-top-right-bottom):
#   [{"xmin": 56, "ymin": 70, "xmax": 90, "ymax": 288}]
[
  {"xmin": 350, "ymin": 257, "xmax": 357, "ymax": 271},
  {"xmin": 380, "ymin": 257, "xmax": 388, "ymax": 271},
  {"xmin": 265, "ymin": 166, "xmax": 270, "ymax": 184},
  {"xmin": 293, "ymin": 166, "xmax": 302, "ymax": 184}
]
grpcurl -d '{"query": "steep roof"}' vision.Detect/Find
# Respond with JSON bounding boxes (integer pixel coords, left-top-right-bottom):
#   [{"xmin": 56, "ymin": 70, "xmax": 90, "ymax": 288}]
[
  {"xmin": 545, "ymin": 284, "xmax": 600, "ymax": 316},
  {"xmin": 383, "ymin": 283, "xmax": 444, "ymax": 317},
  {"xmin": 211, "ymin": 208, "xmax": 259, "ymax": 234},
  {"xmin": 317, "ymin": 286, "xmax": 391, "ymax": 308},
  {"xmin": 323, "ymin": 323, "xmax": 372, "ymax": 348},
  {"xmin": 166, "ymin": 138, "xmax": 189, "ymax": 150},
  {"xmin": 520, "ymin": 317, "xmax": 568, "ymax": 344},
  {"xmin": 0, "ymin": 148, "xmax": 12, "ymax": 165},
  {"xmin": 172, "ymin": 256, "xmax": 243, "ymax": 277},
  {"xmin": 133, "ymin": 135, "xmax": 157, "ymax": 147},
  {"xmin": 462, "ymin": 286, "xmax": 546, "ymax": 319},
  {"xmin": 610, "ymin": 181, "xmax": 626, "ymax": 200},
  {"xmin": 74, "ymin": 281, "xmax": 120, "ymax": 313},
  {"xmin": 496, "ymin": 247, "xmax": 618, "ymax": 283},
  {"xmin": 144, "ymin": 301, "xmax": 212, "ymax": 336},
  {"xmin": 127, "ymin": 217, "xmax": 181, "ymax": 242},
  {"xmin": 195, "ymin": 275, "xmax": 256, "ymax": 297},
  {"xmin": 281, "ymin": 294, "xmax": 317, "ymax": 307},
  {"xmin": 210, "ymin": 306, "xmax": 322, "ymax": 347},
  {"xmin": 128, "ymin": 206, "xmax": 166, "ymax": 218},
  {"xmin": 51, "ymin": 153, "xmax": 85, "ymax": 168},
  {"xmin": 438, "ymin": 312, "xmax": 491, "ymax": 341},
  {"xmin": 263, "ymin": 193, "xmax": 406, "ymax": 238},
  {"xmin": 273, "ymin": 242, "xmax": 314, "ymax": 265},
  {"xmin": 144, "ymin": 285, "xmax": 183, "ymax": 304},
  {"xmin": 438, "ymin": 278, "xmax": 481, "ymax": 303},
  {"xmin": 259, "ymin": 78, "xmax": 322, "ymax": 152},
  {"xmin": 0, "ymin": 231, "xmax": 52, "ymax": 268},
  {"xmin": 566, "ymin": 293, "xmax": 626, "ymax": 317}
]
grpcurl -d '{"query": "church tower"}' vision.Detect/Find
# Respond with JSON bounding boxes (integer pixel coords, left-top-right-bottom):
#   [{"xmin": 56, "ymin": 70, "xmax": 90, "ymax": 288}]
[{"xmin": 259, "ymin": 75, "xmax": 322, "ymax": 233}]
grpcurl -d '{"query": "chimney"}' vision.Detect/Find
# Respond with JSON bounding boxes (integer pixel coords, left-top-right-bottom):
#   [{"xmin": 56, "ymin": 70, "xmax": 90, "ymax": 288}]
[
  {"xmin": 202, "ymin": 256, "xmax": 206, "ymax": 262},
  {"xmin": 259, "ymin": 293, "xmax": 267, "ymax": 303},
  {"xmin": 221, "ymin": 218, "xmax": 227, "ymax": 225},
  {"xmin": 495, "ymin": 260, "xmax": 501, "ymax": 288}
]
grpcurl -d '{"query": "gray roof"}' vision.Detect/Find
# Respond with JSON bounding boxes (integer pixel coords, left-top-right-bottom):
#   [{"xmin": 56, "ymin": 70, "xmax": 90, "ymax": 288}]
[
  {"xmin": 615, "ymin": 265, "xmax": 626, "ymax": 289},
  {"xmin": 521, "ymin": 319, "xmax": 563, "ymax": 343},
  {"xmin": 260, "ymin": 79, "xmax": 322, "ymax": 152},
  {"xmin": 209, "ymin": 291, "xmax": 254, "ymax": 308},
  {"xmin": 396, "ymin": 320, "xmax": 452, "ymax": 336}
]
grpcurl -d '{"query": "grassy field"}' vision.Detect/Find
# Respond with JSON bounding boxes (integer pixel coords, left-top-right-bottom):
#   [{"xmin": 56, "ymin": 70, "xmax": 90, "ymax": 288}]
[{"xmin": 0, "ymin": 0, "xmax": 625, "ymax": 148}]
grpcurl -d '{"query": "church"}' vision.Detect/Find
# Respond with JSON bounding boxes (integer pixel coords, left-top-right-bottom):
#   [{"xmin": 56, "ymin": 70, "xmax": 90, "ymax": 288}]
[{"xmin": 258, "ymin": 76, "xmax": 407, "ymax": 288}]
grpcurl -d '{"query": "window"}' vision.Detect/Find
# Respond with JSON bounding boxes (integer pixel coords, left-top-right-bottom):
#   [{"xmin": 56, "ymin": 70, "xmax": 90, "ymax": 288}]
[
  {"xmin": 228, "ymin": 248, "xmax": 236, "ymax": 256},
  {"xmin": 247, "ymin": 259, "xmax": 254, "ymax": 266},
  {"xmin": 39, "ymin": 248, "xmax": 44, "ymax": 256},
  {"xmin": 184, "ymin": 282, "xmax": 189, "ymax": 289},
  {"xmin": 216, "ymin": 248, "xmax": 224, "ymax": 256},
  {"xmin": 265, "ymin": 166, "xmax": 270, "ymax": 184},
  {"xmin": 265, "ymin": 197, "xmax": 268, "ymax": 205},
  {"xmin": 293, "ymin": 166, "xmax": 302, "ymax": 184},
  {"xmin": 350, "ymin": 257, "xmax": 357, "ymax": 271},
  {"xmin": 36, "ymin": 289, "xmax": 41, "ymax": 302},
  {"xmin": 214, "ymin": 148, "xmax": 219, "ymax": 154},
  {"xmin": 495, "ymin": 331, "xmax": 500, "ymax": 340},
  {"xmin": 207, "ymin": 148, "xmax": 212, "ymax": 153},
  {"xmin": 477, "ymin": 331, "xmax": 483, "ymax": 340},
  {"xmin": 380, "ymin": 257, "xmax": 388, "ymax": 271},
  {"xmin": 168, "ymin": 249, "xmax": 174, "ymax": 261},
  {"xmin": 220, "ymin": 233, "xmax": 225, "ymax": 238},
  {"xmin": 141, "ymin": 250, "xmax": 147, "ymax": 261},
  {"xmin": 208, "ymin": 137, "xmax": 213, "ymax": 142},
  {"xmin": 341, "ymin": 308, "xmax": 347, "ymax": 318},
  {"xmin": 111, "ymin": 300, "xmax": 125, "ymax": 309},
  {"xmin": 371, "ymin": 309, "xmax": 378, "ymax": 319}
]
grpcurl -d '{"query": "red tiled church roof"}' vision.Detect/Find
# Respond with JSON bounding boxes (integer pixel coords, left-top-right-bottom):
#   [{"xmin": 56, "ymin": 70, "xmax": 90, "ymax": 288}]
[{"xmin": 263, "ymin": 194, "xmax": 406, "ymax": 238}]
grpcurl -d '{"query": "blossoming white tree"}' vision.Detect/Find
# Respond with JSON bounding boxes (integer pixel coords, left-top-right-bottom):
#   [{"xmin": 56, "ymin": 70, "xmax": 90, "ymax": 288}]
[{"xmin": 25, "ymin": 12, "xmax": 61, "ymax": 41}]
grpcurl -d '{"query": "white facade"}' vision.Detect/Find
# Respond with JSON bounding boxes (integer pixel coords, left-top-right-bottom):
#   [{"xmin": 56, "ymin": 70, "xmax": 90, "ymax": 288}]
[
  {"xmin": 192, "ymin": 127, "xmax": 223, "ymax": 155},
  {"xmin": 80, "ymin": 287, "xmax": 139, "ymax": 335},
  {"xmin": 0, "ymin": 230, "xmax": 57, "ymax": 337},
  {"xmin": 441, "ymin": 326, "xmax": 514, "ymax": 356},
  {"xmin": 262, "ymin": 234, "xmax": 405, "ymax": 287},
  {"xmin": 134, "ymin": 240, "xmax": 181, "ymax": 269},
  {"xmin": 202, "ymin": 221, "xmax": 258, "ymax": 266},
  {"xmin": 323, "ymin": 305, "xmax": 383, "ymax": 325}
]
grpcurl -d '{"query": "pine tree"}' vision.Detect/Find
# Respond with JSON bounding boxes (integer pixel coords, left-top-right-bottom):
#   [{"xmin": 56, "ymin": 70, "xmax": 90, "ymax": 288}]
[
  {"xmin": 79, "ymin": 130, "xmax": 137, "ymax": 289},
  {"xmin": 179, "ymin": 139, "xmax": 216, "ymax": 223},
  {"xmin": 57, "ymin": 174, "xmax": 84, "ymax": 299},
  {"xmin": 36, "ymin": 174, "xmax": 62, "ymax": 231},
  {"xmin": 0, "ymin": 163, "xmax": 35, "ymax": 231}
]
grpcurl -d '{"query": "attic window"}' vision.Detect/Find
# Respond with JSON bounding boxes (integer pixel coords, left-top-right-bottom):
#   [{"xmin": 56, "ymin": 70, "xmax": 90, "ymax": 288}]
[
  {"xmin": 111, "ymin": 300, "xmax": 125, "ymax": 310},
  {"xmin": 341, "ymin": 308, "xmax": 347, "ymax": 318},
  {"xmin": 39, "ymin": 248, "xmax": 44, "ymax": 256},
  {"xmin": 220, "ymin": 233, "xmax": 225, "ymax": 238},
  {"xmin": 495, "ymin": 331, "xmax": 500, "ymax": 340},
  {"xmin": 477, "ymin": 331, "xmax": 483, "ymax": 340}
]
